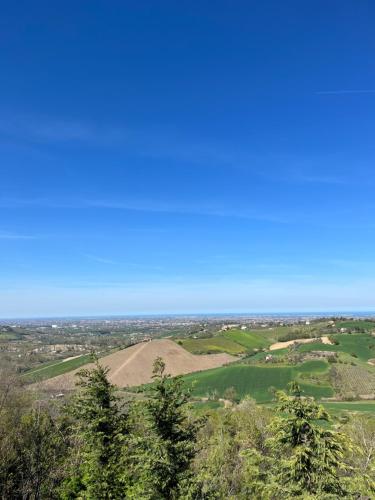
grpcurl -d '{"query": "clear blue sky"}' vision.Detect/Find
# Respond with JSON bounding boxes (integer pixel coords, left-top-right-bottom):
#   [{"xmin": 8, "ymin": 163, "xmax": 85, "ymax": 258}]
[{"xmin": 1, "ymin": 1, "xmax": 375, "ymax": 317}]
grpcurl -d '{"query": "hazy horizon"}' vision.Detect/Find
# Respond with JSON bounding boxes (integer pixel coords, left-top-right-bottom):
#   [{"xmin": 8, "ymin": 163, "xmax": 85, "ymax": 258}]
[{"xmin": 1, "ymin": 2, "xmax": 375, "ymax": 316}]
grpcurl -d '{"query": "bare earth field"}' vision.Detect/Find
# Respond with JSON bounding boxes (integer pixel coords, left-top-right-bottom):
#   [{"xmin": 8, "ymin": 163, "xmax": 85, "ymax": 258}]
[
  {"xmin": 38, "ymin": 339, "xmax": 236, "ymax": 391},
  {"xmin": 269, "ymin": 336, "xmax": 333, "ymax": 351}
]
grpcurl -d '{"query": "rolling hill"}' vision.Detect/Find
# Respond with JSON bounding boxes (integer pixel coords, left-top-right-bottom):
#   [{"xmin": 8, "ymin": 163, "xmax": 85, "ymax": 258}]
[{"xmin": 37, "ymin": 339, "xmax": 236, "ymax": 391}]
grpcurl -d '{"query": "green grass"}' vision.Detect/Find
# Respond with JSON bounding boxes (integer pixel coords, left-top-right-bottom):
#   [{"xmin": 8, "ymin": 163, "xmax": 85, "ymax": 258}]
[
  {"xmin": 223, "ymin": 329, "xmax": 270, "ymax": 350},
  {"xmin": 323, "ymin": 401, "xmax": 375, "ymax": 414},
  {"xmin": 22, "ymin": 354, "xmax": 93, "ymax": 383},
  {"xmin": 178, "ymin": 336, "xmax": 246, "ymax": 355},
  {"xmin": 183, "ymin": 361, "xmax": 333, "ymax": 403},
  {"xmin": 336, "ymin": 320, "xmax": 375, "ymax": 331},
  {"xmin": 191, "ymin": 400, "xmax": 224, "ymax": 412},
  {"xmin": 0, "ymin": 332, "xmax": 20, "ymax": 341},
  {"xmin": 298, "ymin": 334, "xmax": 375, "ymax": 361},
  {"xmin": 296, "ymin": 360, "xmax": 329, "ymax": 373}
]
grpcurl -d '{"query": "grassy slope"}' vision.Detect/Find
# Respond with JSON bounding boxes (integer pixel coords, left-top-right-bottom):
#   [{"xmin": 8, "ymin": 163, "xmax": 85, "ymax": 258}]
[
  {"xmin": 22, "ymin": 354, "xmax": 93, "ymax": 383},
  {"xmin": 179, "ymin": 336, "xmax": 246, "ymax": 355},
  {"xmin": 223, "ymin": 329, "xmax": 270, "ymax": 350},
  {"xmin": 323, "ymin": 401, "xmax": 375, "ymax": 414},
  {"xmin": 336, "ymin": 320, "xmax": 375, "ymax": 331},
  {"xmin": 298, "ymin": 333, "xmax": 375, "ymax": 361},
  {"xmin": 183, "ymin": 360, "xmax": 333, "ymax": 402},
  {"xmin": 0, "ymin": 332, "xmax": 21, "ymax": 341}
]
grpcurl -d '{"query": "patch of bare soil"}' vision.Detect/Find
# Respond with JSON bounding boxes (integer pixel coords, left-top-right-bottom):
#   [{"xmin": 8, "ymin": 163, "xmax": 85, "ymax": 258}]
[
  {"xmin": 269, "ymin": 336, "xmax": 333, "ymax": 351},
  {"xmin": 38, "ymin": 339, "xmax": 236, "ymax": 391}
]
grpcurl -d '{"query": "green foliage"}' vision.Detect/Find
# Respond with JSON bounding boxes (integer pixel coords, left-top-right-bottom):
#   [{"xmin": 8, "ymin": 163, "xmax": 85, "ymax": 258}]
[
  {"xmin": 61, "ymin": 359, "xmax": 127, "ymax": 499},
  {"xmin": 187, "ymin": 397, "xmax": 272, "ymax": 499},
  {"xmin": 0, "ymin": 373, "xmax": 68, "ymax": 500},
  {"xmin": 135, "ymin": 357, "xmax": 202, "ymax": 499},
  {"xmin": 1, "ymin": 359, "xmax": 375, "ymax": 499},
  {"xmin": 267, "ymin": 382, "xmax": 352, "ymax": 497}
]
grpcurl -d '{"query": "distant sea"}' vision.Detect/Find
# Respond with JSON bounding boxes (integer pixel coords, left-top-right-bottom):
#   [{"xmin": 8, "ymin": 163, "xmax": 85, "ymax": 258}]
[{"xmin": 2, "ymin": 311, "xmax": 375, "ymax": 323}]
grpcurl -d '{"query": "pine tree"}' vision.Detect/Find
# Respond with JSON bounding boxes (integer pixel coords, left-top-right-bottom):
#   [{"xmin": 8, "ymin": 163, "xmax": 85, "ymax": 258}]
[
  {"xmin": 267, "ymin": 382, "xmax": 352, "ymax": 497},
  {"xmin": 140, "ymin": 357, "xmax": 202, "ymax": 499},
  {"xmin": 61, "ymin": 359, "xmax": 126, "ymax": 499}
]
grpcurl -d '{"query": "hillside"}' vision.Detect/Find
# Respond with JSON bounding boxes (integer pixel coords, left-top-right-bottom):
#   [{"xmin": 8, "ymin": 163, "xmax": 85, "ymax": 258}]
[{"xmin": 38, "ymin": 339, "xmax": 236, "ymax": 391}]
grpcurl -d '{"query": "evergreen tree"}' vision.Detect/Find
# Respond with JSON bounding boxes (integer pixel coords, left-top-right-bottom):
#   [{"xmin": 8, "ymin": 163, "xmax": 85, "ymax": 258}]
[
  {"xmin": 139, "ymin": 357, "xmax": 201, "ymax": 499},
  {"xmin": 267, "ymin": 382, "xmax": 352, "ymax": 497},
  {"xmin": 61, "ymin": 359, "xmax": 126, "ymax": 499}
]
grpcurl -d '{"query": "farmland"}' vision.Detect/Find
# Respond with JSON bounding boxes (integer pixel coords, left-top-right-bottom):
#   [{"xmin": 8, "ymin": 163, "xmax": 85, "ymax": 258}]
[
  {"xmin": 178, "ymin": 336, "xmax": 246, "ymax": 355},
  {"xmin": 183, "ymin": 360, "xmax": 333, "ymax": 402},
  {"xmin": 36, "ymin": 339, "xmax": 236, "ymax": 391},
  {"xmin": 223, "ymin": 329, "xmax": 270, "ymax": 350},
  {"xmin": 297, "ymin": 333, "xmax": 375, "ymax": 361},
  {"xmin": 6, "ymin": 317, "xmax": 375, "ymax": 416},
  {"xmin": 22, "ymin": 354, "xmax": 93, "ymax": 383},
  {"xmin": 178, "ymin": 328, "xmax": 273, "ymax": 355},
  {"xmin": 330, "ymin": 364, "xmax": 375, "ymax": 397}
]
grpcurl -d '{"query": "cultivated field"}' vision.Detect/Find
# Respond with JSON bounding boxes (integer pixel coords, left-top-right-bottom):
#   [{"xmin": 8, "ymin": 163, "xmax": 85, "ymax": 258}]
[
  {"xmin": 183, "ymin": 361, "xmax": 333, "ymax": 402},
  {"xmin": 330, "ymin": 364, "xmax": 375, "ymax": 397},
  {"xmin": 178, "ymin": 336, "xmax": 246, "ymax": 355},
  {"xmin": 297, "ymin": 333, "xmax": 375, "ymax": 361},
  {"xmin": 37, "ymin": 339, "xmax": 236, "ymax": 391}
]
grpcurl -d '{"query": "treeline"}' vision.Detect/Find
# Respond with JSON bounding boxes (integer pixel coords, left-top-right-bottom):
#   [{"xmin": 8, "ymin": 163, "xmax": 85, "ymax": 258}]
[{"xmin": 0, "ymin": 360, "xmax": 374, "ymax": 499}]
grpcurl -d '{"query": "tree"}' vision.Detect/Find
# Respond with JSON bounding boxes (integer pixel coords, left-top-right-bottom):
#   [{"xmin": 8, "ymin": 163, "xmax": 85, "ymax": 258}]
[
  {"xmin": 61, "ymin": 359, "xmax": 127, "ymax": 499},
  {"xmin": 267, "ymin": 382, "xmax": 352, "ymax": 497},
  {"xmin": 223, "ymin": 386, "xmax": 238, "ymax": 404},
  {"xmin": 138, "ymin": 357, "xmax": 202, "ymax": 499},
  {"xmin": 344, "ymin": 415, "xmax": 375, "ymax": 496},
  {"xmin": 0, "ymin": 375, "xmax": 68, "ymax": 500}
]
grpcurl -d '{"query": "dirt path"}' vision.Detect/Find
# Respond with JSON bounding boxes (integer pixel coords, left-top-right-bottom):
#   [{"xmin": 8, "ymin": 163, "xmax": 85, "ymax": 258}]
[
  {"xmin": 110, "ymin": 342, "xmax": 149, "ymax": 379},
  {"xmin": 62, "ymin": 355, "xmax": 83, "ymax": 363},
  {"xmin": 269, "ymin": 336, "xmax": 333, "ymax": 351}
]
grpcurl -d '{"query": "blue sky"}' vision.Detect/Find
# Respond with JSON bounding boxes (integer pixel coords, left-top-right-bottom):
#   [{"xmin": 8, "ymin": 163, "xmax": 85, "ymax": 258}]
[{"xmin": 1, "ymin": 1, "xmax": 375, "ymax": 317}]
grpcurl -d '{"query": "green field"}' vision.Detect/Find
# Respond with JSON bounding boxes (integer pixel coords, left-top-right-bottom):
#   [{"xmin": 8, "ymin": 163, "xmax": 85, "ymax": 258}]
[
  {"xmin": 178, "ymin": 329, "xmax": 272, "ymax": 355},
  {"xmin": 178, "ymin": 336, "xmax": 246, "ymax": 355},
  {"xmin": 22, "ymin": 354, "xmax": 93, "ymax": 383},
  {"xmin": 336, "ymin": 320, "xmax": 375, "ymax": 331},
  {"xmin": 223, "ymin": 329, "xmax": 270, "ymax": 350},
  {"xmin": 0, "ymin": 331, "xmax": 20, "ymax": 341},
  {"xmin": 183, "ymin": 360, "xmax": 333, "ymax": 402},
  {"xmin": 323, "ymin": 401, "xmax": 375, "ymax": 414},
  {"xmin": 298, "ymin": 333, "xmax": 375, "ymax": 361}
]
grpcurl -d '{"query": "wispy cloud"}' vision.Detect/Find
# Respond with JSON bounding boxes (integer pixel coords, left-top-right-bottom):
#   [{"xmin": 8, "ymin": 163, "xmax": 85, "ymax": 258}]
[
  {"xmin": 0, "ymin": 115, "xmax": 98, "ymax": 143},
  {"xmin": 316, "ymin": 89, "xmax": 375, "ymax": 95},
  {"xmin": 0, "ymin": 230, "xmax": 36, "ymax": 240},
  {"xmin": 291, "ymin": 173, "xmax": 348, "ymax": 185},
  {"xmin": 84, "ymin": 254, "xmax": 117, "ymax": 265},
  {"xmin": 0, "ymin": 197, "xmax": 288, "ymax": 224}
]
